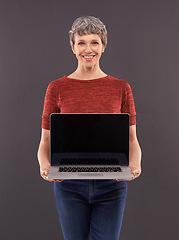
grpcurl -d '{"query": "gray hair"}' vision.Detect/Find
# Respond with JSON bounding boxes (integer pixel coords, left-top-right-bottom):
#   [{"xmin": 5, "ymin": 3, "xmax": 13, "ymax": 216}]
[{"xmin": 69, "ymin": 16, "xmax": 108, "ymax": 51}]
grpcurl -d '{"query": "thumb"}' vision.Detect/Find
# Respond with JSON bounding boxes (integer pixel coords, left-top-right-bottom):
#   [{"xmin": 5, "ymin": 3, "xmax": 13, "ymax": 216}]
[
  {"xmin": 133, "ymin": 168, "xmax": 140, "ymax": 177},
  {"xmin": 40, "ymin": 168, "xmax": 49, "ymax": 176}
]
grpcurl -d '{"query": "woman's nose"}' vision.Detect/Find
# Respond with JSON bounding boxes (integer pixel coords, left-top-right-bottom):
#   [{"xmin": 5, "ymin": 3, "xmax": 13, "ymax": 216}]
[{"xmin": 84, "ymin": 44, "xmax": 92, "ymax": 52}]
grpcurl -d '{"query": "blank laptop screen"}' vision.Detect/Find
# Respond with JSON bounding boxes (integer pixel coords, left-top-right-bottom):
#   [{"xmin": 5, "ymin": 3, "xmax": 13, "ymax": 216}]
[{"xmin": 50, "ymin": 113, "xmax": 129, "ymax": 166}]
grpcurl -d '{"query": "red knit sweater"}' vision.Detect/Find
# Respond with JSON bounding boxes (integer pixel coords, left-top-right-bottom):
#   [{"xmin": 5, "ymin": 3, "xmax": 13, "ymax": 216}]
[{"xmin": 41, "ymin": 75, "xmax": 136, "ymax": 130}]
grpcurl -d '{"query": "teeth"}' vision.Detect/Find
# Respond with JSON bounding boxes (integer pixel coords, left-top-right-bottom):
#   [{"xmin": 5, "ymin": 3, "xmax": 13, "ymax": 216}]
[{"xmin": 83, "ymin": 56, "xmax": 95, "ymax": 58}]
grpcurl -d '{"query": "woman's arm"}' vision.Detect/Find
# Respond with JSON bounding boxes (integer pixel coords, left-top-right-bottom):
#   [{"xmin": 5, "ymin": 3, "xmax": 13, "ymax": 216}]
[
  {"xmin": 129, "ymin": 124, "xmax": 142, "ymax": 178},
  {"xmin": 116, "ymin": 124, "xmax": 142, "ymax": 181},
  {"xmin": 37, "ymin": 128, "xmax": 50, "ymax": 169},
  {"xmin": 37, "ymin": 128, "xmax": 63, "ymax": 182},
  {"xmin": 37, "ymin": 128, "xmax": 53, "ymax": 182}
]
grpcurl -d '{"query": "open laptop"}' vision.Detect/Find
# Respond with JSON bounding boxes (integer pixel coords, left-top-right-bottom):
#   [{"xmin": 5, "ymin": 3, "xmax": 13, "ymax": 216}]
[{"xmin": 47, "ymin": 113, "xmax": 134, "ymax": 180}]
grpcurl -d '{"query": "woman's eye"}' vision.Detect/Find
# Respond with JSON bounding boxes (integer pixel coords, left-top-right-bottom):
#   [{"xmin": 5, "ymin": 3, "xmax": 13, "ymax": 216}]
[{"xmin": 78, "ymin": 42, "xmax": 99, "ymax": 45}]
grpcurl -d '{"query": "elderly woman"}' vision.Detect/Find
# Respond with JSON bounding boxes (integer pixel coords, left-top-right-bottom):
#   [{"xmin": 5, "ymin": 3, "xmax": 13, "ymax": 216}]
[{"xmin": 37, "ymin": 16, "xmax": 142, "ymax": 240}]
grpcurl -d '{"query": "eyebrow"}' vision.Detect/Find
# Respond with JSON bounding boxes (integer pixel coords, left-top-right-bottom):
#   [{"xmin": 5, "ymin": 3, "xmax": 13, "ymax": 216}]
[{"xmin": 78, "ymin": 39, "xmax": 99, "ymax": 42}]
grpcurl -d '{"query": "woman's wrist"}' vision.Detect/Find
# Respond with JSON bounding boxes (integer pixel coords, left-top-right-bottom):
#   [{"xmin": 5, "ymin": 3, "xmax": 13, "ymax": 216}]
[
  {"xmin": 129, "ymin": 164, "xmax": 141, "ymax": 170},
  {"xmin": 39, "ymin": 159, "xmax": 50, "ymax": 169}
]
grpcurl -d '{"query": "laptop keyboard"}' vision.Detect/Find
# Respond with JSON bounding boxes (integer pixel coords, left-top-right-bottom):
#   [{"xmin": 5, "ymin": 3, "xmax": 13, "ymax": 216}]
[
  {"xmin": 59, "ymin": 166, "xmax": 122, "ymax": 172},
  {"xmin": 58, "ymin": 158, "xmax": 122, "ymax": 172}
]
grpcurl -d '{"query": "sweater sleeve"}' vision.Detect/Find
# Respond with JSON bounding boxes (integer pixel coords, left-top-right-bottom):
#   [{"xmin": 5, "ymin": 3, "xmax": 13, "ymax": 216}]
[
  {"xmin": 121, "ymin": 82, "xmax": 136, "ymax": 126},
  {"xmin": 41, "ymin": 81, "xmax": 60, "ymax": 130}
]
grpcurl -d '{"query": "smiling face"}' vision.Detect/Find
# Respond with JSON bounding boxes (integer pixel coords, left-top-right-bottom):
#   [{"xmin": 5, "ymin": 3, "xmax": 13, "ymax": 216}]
[{"xmin": 72, "ymin": 32, "xmax": 105, "ymax": 68}]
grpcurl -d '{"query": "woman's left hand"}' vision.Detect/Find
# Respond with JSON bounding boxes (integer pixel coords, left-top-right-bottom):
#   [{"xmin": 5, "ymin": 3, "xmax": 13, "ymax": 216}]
[{"xmin": 115, "ymin": 165, "xmax": 141, "ymax": 182}]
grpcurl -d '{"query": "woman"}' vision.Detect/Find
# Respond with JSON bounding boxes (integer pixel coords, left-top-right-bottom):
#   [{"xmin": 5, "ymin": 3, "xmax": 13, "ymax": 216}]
[{"xmin": 37, "ymin": 16, "xmax": 142, "ymax": 240}]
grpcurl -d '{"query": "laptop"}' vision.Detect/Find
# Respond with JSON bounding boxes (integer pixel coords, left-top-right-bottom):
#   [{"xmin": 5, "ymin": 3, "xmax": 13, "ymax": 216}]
[{"xmin": 47, "ymin": 113, "xmax": 134, "ymax": 180}]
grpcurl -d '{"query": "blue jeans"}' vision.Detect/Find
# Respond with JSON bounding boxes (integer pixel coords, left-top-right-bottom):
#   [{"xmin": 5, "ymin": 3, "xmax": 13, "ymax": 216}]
[{"xmin": 54, "ymin": 179, "xmax": 127, "ymax": 240}]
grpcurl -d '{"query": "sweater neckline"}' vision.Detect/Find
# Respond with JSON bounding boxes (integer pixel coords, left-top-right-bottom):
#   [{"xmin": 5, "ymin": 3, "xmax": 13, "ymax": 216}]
[{"xmin": 63, "ymin": 74, "xmax": 110, "ymax": 82}]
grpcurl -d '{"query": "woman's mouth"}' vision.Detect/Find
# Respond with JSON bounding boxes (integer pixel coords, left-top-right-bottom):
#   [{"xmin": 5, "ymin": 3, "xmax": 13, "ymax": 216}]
[{"xmin": 82, "ymin": 55, "xmax": 95, "ymax": 61}]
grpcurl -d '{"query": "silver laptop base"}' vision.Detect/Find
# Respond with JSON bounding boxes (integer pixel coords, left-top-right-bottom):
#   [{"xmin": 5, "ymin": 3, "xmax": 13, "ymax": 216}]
[{"xmin": 47, "ymin": 165, "xmax": 134, "ymax": 180}]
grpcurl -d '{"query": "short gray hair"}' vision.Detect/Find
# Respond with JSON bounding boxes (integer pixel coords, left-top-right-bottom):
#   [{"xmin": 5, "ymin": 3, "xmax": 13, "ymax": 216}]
[{"xmin": 69, "ymin": 16, "xmax": 108, "ymax": 51}]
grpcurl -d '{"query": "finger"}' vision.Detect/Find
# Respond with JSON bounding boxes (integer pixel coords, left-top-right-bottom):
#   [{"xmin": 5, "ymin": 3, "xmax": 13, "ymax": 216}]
[
  {"xmin": 40, "ymin": 170, "xmax": 54, "ymax": 182},
  {"xmin": 43, "ymin": 176, "xmax": 54, "ymax": 182},
  {"xmin": 47, "ymin": 178, "xmax": 54, "ymax": 182},
  {"xmin": 41, "ymin": 173, "xmax": 47, "ymax": 179},
  {"xmin": 117, "ymin": 178, "xmax": 136, "ymax": 181},
  {"xmin": 41, "ymin": 172, "xmax": 46, "ymax": 176},
  {"xmin": 40, "ymin": 170, "xmax": 48, "ymax": 177},
  {"xmin": 133, "ymin": 170, "xmax": 140, "ymax": 177},
  {"xmin": 116, "ymin": 178, "xmax": 130, "ymax": 181}
]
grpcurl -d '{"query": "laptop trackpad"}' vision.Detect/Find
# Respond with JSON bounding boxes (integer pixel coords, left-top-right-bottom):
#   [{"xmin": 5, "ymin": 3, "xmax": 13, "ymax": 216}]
[{"xmin": 78, "ymin": 173, "xmax": 103, "ymax": 177}]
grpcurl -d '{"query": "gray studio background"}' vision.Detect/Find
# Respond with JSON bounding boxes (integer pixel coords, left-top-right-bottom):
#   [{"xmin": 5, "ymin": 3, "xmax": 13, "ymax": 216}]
[{"xmin": 0, "ymin": 0, "xmax": 178, "ymax": 239}]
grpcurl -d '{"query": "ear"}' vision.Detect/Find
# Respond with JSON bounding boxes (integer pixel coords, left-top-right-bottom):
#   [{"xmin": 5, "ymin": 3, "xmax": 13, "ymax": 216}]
[
  {"xmin": 72, "ymin": 45, "xmax": 76, "ymax": 54},
  {"xmin": 102, "ymin": 44, "xmax": 105, "ymax": 53}
]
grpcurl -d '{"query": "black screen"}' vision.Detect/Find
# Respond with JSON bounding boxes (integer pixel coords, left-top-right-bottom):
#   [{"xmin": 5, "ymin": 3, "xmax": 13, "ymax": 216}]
[{"xmin": 50, "ymin": 113, "xmax": 130, "ymax": 165}]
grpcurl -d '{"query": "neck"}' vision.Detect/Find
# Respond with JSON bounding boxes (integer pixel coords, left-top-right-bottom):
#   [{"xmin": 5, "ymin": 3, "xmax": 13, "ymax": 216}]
[{"xmin": 71, "ymin": 66, "xmax": 106, "ymax": 80}]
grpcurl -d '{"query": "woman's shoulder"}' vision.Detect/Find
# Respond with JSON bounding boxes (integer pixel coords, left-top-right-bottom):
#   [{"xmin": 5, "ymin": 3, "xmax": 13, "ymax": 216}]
[
  {"xmin": 47, "ymin": 76, "xmax": 67, "ymax": 87},
  {"xmin": 109, "ymin": 75, "xmax": 131, "ymax": 86}
]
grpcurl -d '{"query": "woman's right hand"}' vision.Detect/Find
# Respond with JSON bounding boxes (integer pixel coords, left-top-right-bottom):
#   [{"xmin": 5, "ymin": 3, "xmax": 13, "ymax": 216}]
[
  {"xmin": 38, "ymin": 128, "xmax": 64, "ymax": 183},
  {"xmin": 40, "ymin": 165, "xmax": 64, "ymax": 183}
]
